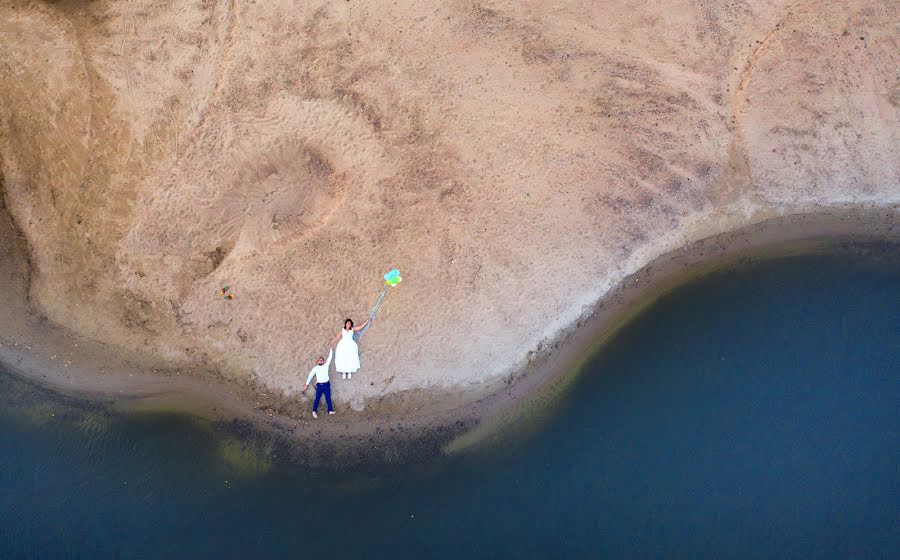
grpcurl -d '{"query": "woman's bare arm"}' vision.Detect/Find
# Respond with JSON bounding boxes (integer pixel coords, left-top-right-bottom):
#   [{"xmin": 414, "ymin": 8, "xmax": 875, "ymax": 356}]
[
  {"xmin": 352, "ymin": 319, "xmax": 369, "ymax": 332},
  {"xmin": 329, "ymin": 331, "xmax": 341, "ymax": 346}
]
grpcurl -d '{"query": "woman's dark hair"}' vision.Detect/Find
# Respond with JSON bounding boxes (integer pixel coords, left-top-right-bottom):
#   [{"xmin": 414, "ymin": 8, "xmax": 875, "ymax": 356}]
[{"xmin": 344, "ymin": 318, "xmax": 354, "ymax": 329}]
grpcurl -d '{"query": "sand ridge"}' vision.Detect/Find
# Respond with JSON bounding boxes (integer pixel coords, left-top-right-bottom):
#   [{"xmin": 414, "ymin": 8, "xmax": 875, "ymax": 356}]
[{"xmin": 0, "ymin": 1, "xmax": 897, "ymax": 412}]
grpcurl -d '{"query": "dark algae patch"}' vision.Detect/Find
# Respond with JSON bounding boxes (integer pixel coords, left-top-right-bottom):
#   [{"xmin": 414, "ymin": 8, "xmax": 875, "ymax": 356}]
[{"xmin": 1, "ymin": 242, "xmax": 897, "ymax": 558}]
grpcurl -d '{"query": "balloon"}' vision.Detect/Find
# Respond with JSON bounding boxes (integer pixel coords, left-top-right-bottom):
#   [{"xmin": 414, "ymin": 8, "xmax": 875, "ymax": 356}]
[{"xmin": 384, "ymin": 269, "xmax": 402, "ymax": 286}]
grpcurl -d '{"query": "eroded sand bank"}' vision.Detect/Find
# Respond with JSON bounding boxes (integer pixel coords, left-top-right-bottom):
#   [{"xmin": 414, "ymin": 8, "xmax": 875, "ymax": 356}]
[{"xmin": 1, "ymin": 1, "xmax": 897, "ymax": 441}]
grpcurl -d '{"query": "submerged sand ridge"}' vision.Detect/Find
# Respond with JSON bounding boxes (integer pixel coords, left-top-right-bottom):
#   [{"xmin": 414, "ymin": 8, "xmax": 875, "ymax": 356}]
[{"xmin": 0, "ymin": 1, "xmax": 897, "ymax": 414}]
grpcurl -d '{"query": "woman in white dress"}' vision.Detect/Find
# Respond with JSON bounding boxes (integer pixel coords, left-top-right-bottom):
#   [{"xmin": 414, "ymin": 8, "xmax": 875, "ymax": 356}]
[{"xmin": 331, "ymin": 318, "xmax": 368, "ymax": 380}]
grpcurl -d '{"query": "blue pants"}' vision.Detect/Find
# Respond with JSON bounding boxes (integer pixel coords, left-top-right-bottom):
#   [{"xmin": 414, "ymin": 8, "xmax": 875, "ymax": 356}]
[{"xmin": 313, "ymin": 382, "xmax": 333, "ymax": 413}]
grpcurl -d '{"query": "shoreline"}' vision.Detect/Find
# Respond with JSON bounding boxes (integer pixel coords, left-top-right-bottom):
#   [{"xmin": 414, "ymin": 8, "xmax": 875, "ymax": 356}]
[
  {"xmin": 446, "ymin": 207, "xmax": 899, "ymax": 454},
  {"xmin": 1, "ymin": 206, "xmax": 897, "ymax": 464},
  {"xmin": 2, "ymin": 0, "xmax": 898, "ymax": 469}
]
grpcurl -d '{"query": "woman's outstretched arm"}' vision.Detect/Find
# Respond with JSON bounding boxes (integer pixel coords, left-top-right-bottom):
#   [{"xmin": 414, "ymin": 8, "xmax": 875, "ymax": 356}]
[
  {"xmin": 329, "ymin": 331, "xmax": 342, "ymax": 347},
  {"xmin": 352, "ymin": 319, "xmax": 369, "ymax": 332}
]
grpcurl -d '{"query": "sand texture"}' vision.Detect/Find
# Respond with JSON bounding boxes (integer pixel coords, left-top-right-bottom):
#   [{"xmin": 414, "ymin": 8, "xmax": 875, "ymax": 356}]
[{"xmin": 1, "ymin": 1, "xmax": 897, "ymax": 412}]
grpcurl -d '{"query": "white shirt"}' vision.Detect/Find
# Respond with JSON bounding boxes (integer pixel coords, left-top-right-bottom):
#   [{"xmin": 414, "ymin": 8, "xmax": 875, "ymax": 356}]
[{"xmin": 306, "ymin": 349, "xmax": 333, "ymax": 385}]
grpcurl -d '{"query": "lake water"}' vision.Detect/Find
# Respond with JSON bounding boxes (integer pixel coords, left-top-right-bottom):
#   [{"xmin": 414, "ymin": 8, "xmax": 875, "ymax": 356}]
[{"xmin": 1, "ymin": 243, "xmax": 897, "ymax": 558}]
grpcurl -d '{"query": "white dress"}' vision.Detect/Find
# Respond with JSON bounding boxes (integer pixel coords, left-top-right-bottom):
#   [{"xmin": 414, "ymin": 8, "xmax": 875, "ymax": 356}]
[{"xmin": 335, "ymin": 328, "xmax": 360, "ymax": 373}]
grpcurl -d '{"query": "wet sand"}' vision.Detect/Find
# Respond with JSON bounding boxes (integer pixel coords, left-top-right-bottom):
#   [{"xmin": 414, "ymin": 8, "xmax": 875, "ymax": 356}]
[{"xmin": 2, "ymin": 205, "xmax": 896, "ymax": 463}]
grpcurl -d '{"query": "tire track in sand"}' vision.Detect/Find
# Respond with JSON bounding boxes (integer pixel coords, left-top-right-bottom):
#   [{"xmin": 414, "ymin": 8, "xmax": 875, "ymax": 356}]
[{"xmin": 726, "ymin": 1, "xmax": 800, "ymax": 203}]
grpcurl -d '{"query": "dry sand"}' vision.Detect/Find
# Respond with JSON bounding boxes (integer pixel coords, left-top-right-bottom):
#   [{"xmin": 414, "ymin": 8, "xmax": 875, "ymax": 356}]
[{"xmin": 0, "ymin": 1, "xmax": 898, "ymax": 440}]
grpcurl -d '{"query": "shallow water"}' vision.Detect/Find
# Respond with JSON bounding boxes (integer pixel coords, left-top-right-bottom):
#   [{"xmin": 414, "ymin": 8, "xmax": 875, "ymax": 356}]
[{"xmin": 2, "ymin": 243, "xmax": 898, "ymax": 558}]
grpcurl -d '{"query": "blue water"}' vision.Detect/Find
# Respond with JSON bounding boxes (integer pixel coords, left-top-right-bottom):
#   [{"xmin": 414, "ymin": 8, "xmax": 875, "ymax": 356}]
[{"xmin": 1, "ymin": 244, "xmax": 898, "ymax": 558}]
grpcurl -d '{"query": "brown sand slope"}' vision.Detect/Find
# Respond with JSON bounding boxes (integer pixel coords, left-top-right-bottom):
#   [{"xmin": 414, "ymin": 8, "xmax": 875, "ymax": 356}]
[{"xmin": 1, "ymin": 1, "xmax": 897, "ymax": 411}]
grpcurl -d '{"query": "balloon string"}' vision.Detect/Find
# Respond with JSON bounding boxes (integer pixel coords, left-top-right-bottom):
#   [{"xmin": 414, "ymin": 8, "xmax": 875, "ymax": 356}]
[{"xmin": 369, "ymin": 284, "xmax": 390, "ymax": 320}]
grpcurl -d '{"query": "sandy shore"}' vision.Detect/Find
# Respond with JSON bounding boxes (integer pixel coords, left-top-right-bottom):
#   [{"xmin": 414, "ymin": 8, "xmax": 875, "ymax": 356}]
[
  {"xmin": 2, "ymin": 1, "xmax": 898, "ymax": 415},
  {"xmin": 1, "ymin": 1, "xmax": 897, "ymax": 463},
  {"xmin": 2, "ymin": 206, "xmax": 896, "ymax": 464}
]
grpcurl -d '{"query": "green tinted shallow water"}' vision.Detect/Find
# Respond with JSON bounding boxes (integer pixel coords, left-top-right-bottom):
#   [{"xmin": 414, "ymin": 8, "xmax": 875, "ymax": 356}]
[{"xmin": 1, "ymin": 243, "xmax": 898, "ymax": 558}]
